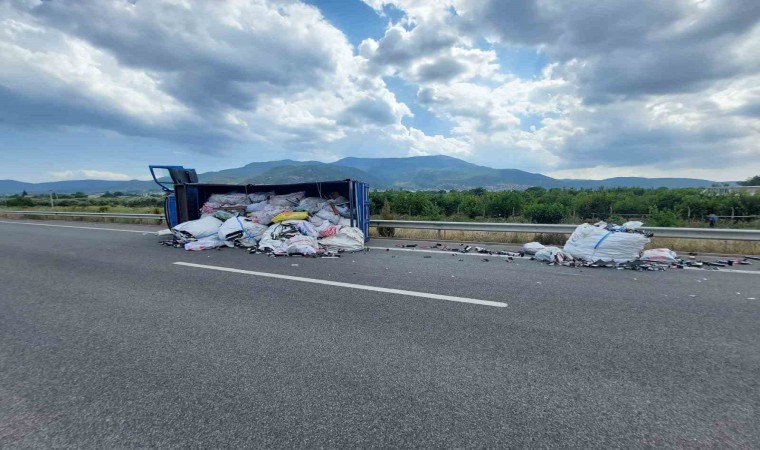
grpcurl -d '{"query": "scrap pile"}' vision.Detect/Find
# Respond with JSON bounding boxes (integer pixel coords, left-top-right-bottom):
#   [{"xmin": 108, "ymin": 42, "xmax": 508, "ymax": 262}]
[
  {"xmin": 161, "ymin": 191, "xmax": 364, "ymax": 256},
  {"xmin": 522, "ymin": 221, "xmax": 755, "ymax": 271}
]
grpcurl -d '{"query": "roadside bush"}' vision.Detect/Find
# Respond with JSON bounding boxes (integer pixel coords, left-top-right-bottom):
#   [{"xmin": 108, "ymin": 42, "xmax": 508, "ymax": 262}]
[
  {"xmin": 649, "ymin": 209, "xmax": 681, "ymax": 227},
  {"xmin": 523, "ymin": 203, "xmax": 566, "ymax": 224},
  {"xmin": 6, "ymin": 197, "xmax": 34, "ymax": 207}
]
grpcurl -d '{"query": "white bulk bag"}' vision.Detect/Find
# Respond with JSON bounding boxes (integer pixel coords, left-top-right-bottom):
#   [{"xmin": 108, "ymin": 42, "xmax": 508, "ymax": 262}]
[
  {"xmin": 318, "ymin": 227, "xmax": 364, "ymax": 252},
  {"xmin": 218, "ymin": 217, "xmax": 268, "ymax": 244},
  {"xmin": 172, "ymin": 216, "xmax": 223, "ymax": 241},
  {"xmin": 563, "ymin": 223, "xmax": 649, "ymax": 262}
]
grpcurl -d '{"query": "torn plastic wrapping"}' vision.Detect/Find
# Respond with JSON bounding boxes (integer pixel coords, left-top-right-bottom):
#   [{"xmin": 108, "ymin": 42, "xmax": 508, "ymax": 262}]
[
  {"xmin": 534, "ymin": 246, "xmax": 573, "ymax": 263},
  {"xmin": 523, "ymin": 242, "xmax": 545, "ymax": 255},
  {"xmin": 184, "ymin": 235, "xmax": 226, "ymax": 251},
  {"xmin": 640, "ymin": 248, "xmax": 678, "ymax": 263}
]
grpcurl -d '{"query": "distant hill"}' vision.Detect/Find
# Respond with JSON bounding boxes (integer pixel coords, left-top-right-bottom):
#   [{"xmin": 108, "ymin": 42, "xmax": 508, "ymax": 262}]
[
  {"xmin": 561, "ymin": 177, "xmax": 721, "ymax": 189},
  {"xmin": 0, "ymin": 156, "xmax": 728, "ymax": 195},
  {"xmin": 196, "ymin": 159, "xmax": 324, "ymax": 183},
  {"xmin": 334, "ymin": 155, "xmax": 565, "ymax": 189},
  {"xmin": 0, "ymin": 179, "xmax": 155, "ymax": 195}
]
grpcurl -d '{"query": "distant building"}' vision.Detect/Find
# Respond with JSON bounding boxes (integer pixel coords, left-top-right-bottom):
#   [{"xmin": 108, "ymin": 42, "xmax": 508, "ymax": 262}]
[{"xmin": 703, "ymin": 186, "xmax": 760, "ymax": 196}]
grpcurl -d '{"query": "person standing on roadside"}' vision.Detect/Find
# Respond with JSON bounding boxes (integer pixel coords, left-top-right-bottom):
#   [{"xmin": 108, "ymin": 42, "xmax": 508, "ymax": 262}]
[{"xmin": 708, "ymin": 213, "xmax": 717, "ymax": 228}]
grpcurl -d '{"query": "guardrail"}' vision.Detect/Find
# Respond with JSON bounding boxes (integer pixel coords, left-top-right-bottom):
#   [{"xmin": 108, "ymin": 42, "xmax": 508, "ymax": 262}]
[
  {"xmin": 370, "ymin": 220, "xmax": 760, "ymax": 241},
  {"xmin": 0, "ymin": 210, "xmax": 164, "ymax": 221},
  {"xmin": 2, "ymin": 211, "xmax": 757, "ymax": 241}
]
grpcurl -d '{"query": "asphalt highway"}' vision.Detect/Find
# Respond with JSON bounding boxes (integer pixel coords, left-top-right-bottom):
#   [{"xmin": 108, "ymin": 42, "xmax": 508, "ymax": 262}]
[{"xmin": 1, "ymin": 219, "xmax": 758, "ymax": 448}]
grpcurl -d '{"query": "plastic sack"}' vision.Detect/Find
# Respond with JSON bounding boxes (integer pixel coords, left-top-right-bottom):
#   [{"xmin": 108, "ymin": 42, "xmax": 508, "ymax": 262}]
[
  {"xmin": 201, "ymin": 202, "xmax": 221, "ymax": 216},
  {"xmin": 318, "ymin": 227, "xmax": 364, "ymax": 252},
  {"xmin": 563, "ymin": 223, "xmax": 650, "ymax": 262},
  {"xmin": 272, "ymin": 211, "xmax": 309, "ymax": 223},
  {"xmin": 308, "ymin": 215, "xmax": 325, "ymax": 227},
  {"xmin": 523, "ymin": 242, "xmax": 545, "ymax": 254},
  {"xmin": 315, "ymin": 221, "xmax": 340, "ymax": 237},
  {"xmin": 258, "ymin": 222, "xmax": 301, "ymax": 253},
  {"xmin": 184, "ymin": 235, "xmax": 226, "ymax": 251},
  {"xmin": 535, "ymin": 246, "xmax": 573, "ymax": 263},
  {"xmin": 249, "ymin": 206, "xmax": 289, "ymax": 225},
  {"xmin": 172, "ymin": 216, "xmax": 223, "ymax": 241},
  {"xmin": 218, "ymin": 217, "xmax": 268, "ymax": 243},
  {"xmin": 285, "ymin": 235, "xmax": 319, "ymax": 255},
  {"xmin": 294, "ymin": 197, "xmax": 325, "ymax": 213},
  {"xmin": 640, "ymin": 248, "xmax": 678, "ymax": 263},
  {"xmin": 268, "ymin": 191, "xmax": 305, "ymax": 207},
  {"xmin": 213, "ymin": 210, "xmax": 238, "ymax": 221},
  {"xmin": 284, "ymin": 220, "xmax": 318, "ymax": 237},
  {"xmin": 335, "ymin": 205, "xmax": 350, "ymax": 218},
  {"xmin": 328, "ymin": 195, "xmax": 349, "ymax": 206},
  {"xmin": 207, "ymin": 192, "xmax": 250, "ymax": 205},
  {"xmin": 621, "ymin": 221, "xmax": 644, "ymax": 230},
  {"xmin": 247, "ymin": 191, "xmax": 275, "ymax": 203},
  {"xmin": 245, "ymin": 200, "xmax": 268, "ymax": 213},
  {"xmin": 315, "ymin": 207, "xmax": 340, "ymax": 225}
]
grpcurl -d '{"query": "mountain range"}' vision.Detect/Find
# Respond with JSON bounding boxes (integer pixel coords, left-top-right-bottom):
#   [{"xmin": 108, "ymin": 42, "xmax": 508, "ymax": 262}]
[{"xmin": 0, "ymin": 155, "xmax": 727, "ymax": 195}]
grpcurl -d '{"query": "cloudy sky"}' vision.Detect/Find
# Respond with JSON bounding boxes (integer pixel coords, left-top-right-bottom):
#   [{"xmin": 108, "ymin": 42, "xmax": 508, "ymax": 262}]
[{"xmin": 1, "ymin": 0, "xmax": 758, "ymax": 182}]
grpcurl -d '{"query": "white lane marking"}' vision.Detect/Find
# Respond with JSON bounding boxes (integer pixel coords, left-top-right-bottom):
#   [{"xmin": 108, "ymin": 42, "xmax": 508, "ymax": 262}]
[
  {"xmin": 0, "ymin": 220, "xmax": 152, "ymax": 234},
  {"xmin": 174, "ymin": 261, "xmax": 507, "ymax": 308}
]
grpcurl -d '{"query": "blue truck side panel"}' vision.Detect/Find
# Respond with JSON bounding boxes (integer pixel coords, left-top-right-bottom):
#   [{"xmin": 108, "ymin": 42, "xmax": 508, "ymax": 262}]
[
  {"xmin": 164, "ymin": 194, "xmax": 179, "ymax": 228},
  {"xmin": 354, "ymin": 181, "xmax": 370, "ymax": 241}
]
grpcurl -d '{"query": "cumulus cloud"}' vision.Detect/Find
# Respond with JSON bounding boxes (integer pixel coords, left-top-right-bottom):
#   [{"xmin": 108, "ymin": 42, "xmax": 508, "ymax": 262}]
[
  {"xmin": 0, "ymin": 0, "xmax": 421, "ymax": 153},
  {"xmin": 2, "ymin": 0, "xmax": 759, "ymax": 178},
  {"xmin": 360, "ymin": 0, "xmax": 760, "ymax": 176}
]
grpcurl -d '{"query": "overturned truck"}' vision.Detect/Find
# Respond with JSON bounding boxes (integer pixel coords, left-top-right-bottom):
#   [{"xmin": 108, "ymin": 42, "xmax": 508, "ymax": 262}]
[{"xmin": 149, "ymin": 165, "xmax": 371, "ymax": 255}]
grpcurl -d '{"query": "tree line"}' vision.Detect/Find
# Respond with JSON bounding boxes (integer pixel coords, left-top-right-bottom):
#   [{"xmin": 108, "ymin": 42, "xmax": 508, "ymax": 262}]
[
  {"xmin": 368, "ymin": 187, "xmax": 760, "ymax": 227},
  {"xmin": 2, "ymin": 192, "xmax": 164, "ymax": 209}
]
